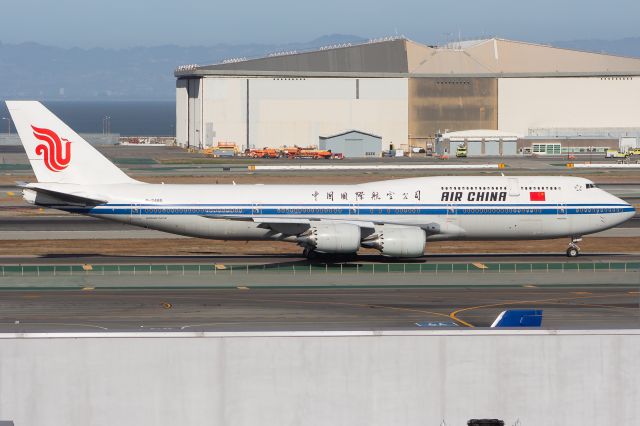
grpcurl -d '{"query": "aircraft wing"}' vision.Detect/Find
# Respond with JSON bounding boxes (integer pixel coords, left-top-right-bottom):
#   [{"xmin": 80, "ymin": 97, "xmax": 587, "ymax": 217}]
[
  {"xmin": 255, "ymin": 217, "xmax": 375, "ymax": 229},
  {"xmin": 205, "ymin": 215, "xmax": 375, "ymax": 228},
  {"xmin": 202, "ymin": 215, "xmax": 452, "ymax": 236},
  {"xmin": 202, "ymin": 215, "xmax": 376, "ymax": 234}
]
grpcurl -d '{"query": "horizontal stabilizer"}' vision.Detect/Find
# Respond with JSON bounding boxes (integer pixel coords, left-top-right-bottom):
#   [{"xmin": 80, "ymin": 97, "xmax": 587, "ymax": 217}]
[
  {"xmin": 491, "ymin": 309, "xmax": 543, "ymax": 327},
  {"xmin": 23, "ymin": 185, "xmax": 107, "ymax": 206}
]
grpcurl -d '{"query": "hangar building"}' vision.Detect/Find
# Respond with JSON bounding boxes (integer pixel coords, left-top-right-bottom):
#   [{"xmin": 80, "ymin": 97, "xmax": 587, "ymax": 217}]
[
  {"xmin": 319, "ymin": 130, "xmax": 382, "ymax": 158},
  {"xmin": 175, "ymin": 37, "xmax": 640, "ymax": 152}
]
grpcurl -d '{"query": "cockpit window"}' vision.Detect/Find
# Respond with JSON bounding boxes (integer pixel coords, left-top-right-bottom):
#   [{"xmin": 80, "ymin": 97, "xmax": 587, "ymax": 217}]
[{"xmin": 586, "ymin": 183, "xmax": 597, "ymax": 189}]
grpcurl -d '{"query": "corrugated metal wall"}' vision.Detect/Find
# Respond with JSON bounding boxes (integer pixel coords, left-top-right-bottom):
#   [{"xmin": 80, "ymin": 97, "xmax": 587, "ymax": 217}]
[
  {"xmin": 498, "ymin": 77, "xmax": 640, "ymax": 134},
  {"xmin": 187, "ymin": 78, "xmax": 202, "ymax": 149},
  {"xmin": 408, "ymin": 77, "xmax": 498, "ymax": 141},
  {"xmin": 175, "ymin": 79, "xmax": 189, "ymax": 147}
]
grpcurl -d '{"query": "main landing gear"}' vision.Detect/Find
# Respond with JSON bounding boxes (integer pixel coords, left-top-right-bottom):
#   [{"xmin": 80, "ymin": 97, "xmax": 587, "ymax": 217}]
[
  {"xmin": 302, "ymin": 247, "xmax": 317, "ymax": 259},
  {"xmin": 566, "ymin": 237, "xmax": 582, "ymax": 258}
]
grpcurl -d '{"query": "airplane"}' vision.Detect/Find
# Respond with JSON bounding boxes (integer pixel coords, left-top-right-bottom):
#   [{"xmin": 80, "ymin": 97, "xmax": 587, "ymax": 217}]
[{"xmin": 6, "ymin": 101, "xmax": 636, "ymax": 259}]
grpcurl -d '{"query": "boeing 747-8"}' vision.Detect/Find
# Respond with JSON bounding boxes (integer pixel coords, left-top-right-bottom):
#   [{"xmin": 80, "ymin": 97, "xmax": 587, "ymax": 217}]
[{"xmin": 6, "ymin": 101, "xmax": 635, "ymax": 258}]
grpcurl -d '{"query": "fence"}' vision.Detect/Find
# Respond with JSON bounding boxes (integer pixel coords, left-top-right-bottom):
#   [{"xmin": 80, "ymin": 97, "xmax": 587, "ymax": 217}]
[{"xmin": 1, "ymin": 262, "xmax": 639, "ymax": 278}]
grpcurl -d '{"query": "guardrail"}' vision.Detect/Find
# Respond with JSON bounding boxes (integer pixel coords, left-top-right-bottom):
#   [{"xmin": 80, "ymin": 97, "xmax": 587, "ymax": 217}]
[
  {"xmin": 1, "ymin": 262, "xmax": 638, "ymax": 277},
  {"xmin": 248, "ymin": 164, "xmax": 506, "ymax": 171},
  {"xmin": 567, "ymin": 162, "xmax": 640, "ymax": 168}
]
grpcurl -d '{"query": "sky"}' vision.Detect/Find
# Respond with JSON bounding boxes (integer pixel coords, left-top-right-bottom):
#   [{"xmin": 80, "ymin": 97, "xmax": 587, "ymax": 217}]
[{"xmin": 1, "ymin": 0, "xmax": 639, "ymax": 48}]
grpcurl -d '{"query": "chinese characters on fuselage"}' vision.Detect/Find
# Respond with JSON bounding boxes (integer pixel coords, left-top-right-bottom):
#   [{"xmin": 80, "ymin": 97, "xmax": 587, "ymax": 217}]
[{"xmin": 312, "ymin": 190, "xmax": 421, "ymax": 202}]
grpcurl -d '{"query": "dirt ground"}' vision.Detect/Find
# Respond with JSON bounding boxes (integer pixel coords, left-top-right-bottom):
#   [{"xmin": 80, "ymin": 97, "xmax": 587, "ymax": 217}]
[{"xmin": 0, "ymin": 237, "xmax": 637, "ymax": 257}]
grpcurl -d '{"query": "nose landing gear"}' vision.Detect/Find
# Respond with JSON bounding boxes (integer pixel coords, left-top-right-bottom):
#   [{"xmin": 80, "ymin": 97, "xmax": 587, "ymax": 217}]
[{"xmin": 566, "ymin": 237, "xmax": 582, "ymax": 257}]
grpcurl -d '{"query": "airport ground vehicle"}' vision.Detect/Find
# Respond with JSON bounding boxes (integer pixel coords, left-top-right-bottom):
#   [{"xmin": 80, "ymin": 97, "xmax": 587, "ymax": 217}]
[
  {"xmin": 7, "ymin": 101, "xmax": 635, "ymax": 258},
  {"xmin": 202, "ymin": 142, "xmax": 238, "ymax": 158},
  {"xmin": 605, "ymin": 149, "xmax": 630, "ymax": 158},
  {"xmin": 248, "ymin": 148, "xmax": 280, "ymax": 158},
  {"xmin": 456, "ymin": 145, "xmax": 467, "ymax": 158},
  {"xmin": 294, "ymin": 148, "xmax": 333, "ymax": 159}
]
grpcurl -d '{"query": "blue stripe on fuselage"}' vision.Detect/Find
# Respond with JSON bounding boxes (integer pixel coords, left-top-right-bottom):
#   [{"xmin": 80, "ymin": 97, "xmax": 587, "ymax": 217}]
[{"xmin": 61, "ymin": 203, "xmax": 635, "ymax": 216}]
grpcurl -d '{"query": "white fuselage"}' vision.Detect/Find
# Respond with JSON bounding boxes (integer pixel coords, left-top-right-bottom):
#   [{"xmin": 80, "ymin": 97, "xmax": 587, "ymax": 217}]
[{"xmin": 28, "ymin": 176, "xmax": 634, "ymax": 245}]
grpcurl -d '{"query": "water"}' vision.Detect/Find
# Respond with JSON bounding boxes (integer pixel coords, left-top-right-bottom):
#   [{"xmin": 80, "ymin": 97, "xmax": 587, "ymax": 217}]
[{"xmin": 0, "ymin": 101, "xmax": 175, "ymax": 136}]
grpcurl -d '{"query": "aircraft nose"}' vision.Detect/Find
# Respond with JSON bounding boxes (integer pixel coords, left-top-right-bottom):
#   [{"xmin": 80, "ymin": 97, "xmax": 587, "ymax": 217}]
[
  {"xmin": 625, "ymin": 203, "xmax": 636, "ymax": 221},
  {"xmin": 617, "ymin": 196, "xmax": 636, "ymax": 222}
]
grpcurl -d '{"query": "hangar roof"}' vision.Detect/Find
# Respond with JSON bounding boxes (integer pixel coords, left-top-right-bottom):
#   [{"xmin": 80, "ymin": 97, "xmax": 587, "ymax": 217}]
[
  {"xmin": 176, "ymin": 37, "xmax": 640, "ymax": 78},
  {"xmin": 320, "ymin": 130, "xmax": 382, "ymax": 140}
]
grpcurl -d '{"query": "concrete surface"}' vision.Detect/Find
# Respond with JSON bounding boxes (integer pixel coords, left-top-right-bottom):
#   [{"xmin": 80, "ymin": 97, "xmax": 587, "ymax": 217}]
[{"xmin": 0, "ymin": 329, "xmax": 638, "ymax": 426}]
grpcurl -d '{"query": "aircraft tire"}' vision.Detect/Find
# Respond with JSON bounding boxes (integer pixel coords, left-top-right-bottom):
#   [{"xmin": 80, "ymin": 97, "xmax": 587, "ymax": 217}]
[
  {"xmin": 566, "ymin": 247, "xmax": 579, "ymax": 258},
  {"xmin": 303, "ymin": 247, "xmax": 317, "ymax": 259}
]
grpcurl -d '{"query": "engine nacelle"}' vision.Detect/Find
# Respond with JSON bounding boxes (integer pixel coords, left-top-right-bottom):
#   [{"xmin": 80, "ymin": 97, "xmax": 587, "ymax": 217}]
[
  {"xmin": 373, "ymin": 226, "xmax": 426, "ymax": 258},
  {"xmin": 304, "ymin": 223, "xmax": 361, "ymax": 254}
]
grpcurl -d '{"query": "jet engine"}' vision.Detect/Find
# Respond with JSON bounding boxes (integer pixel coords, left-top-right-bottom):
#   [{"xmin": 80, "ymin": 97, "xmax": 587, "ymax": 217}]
[
  {"xmin": 366, "ymin": 226, "xmax": 426, "ymax": 258},
  {"xmin": 299, "ymin": 222, "xmax": 361, "ymax": 254}
]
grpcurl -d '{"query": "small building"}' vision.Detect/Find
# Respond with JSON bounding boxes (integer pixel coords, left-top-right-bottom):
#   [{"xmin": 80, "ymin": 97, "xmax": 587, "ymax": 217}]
[
  {"xmin": 437, "ymin": 130, "xmax": 521, "ymax": 157},
  {"xmin": 436, "ymin": 128, "xmax": 635, "ymax": 156},
  {"xmin": 319, "ymin": 130, "xmax": 382, "ymax": 158}
]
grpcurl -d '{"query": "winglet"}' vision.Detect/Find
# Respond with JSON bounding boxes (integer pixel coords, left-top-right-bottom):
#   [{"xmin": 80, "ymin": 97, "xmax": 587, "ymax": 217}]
[{"xmin": 491, "ymin": 309, "xmax": 543, "ymax": 327}]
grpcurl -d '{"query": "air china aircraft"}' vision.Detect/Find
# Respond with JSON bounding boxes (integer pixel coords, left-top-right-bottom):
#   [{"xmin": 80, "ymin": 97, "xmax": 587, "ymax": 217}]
[{"xmin": 6, "ymin": 101, "xmax": 636, "ymax": 258}]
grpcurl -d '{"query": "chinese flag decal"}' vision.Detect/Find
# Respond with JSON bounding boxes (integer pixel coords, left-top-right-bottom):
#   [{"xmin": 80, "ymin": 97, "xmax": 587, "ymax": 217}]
[{"xmin": 530, "ymin": 191, "xmax": 546, "ymax": 201}]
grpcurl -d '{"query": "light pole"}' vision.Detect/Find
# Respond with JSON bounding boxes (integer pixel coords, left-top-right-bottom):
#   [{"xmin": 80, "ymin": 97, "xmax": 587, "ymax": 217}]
[
  {"xmin": 1, "ymin": 117, "xmax": 10, "ymax": 134},
  {"xmin": 102, "ymin": 116, "xmax": 111, "ymax": 135}
]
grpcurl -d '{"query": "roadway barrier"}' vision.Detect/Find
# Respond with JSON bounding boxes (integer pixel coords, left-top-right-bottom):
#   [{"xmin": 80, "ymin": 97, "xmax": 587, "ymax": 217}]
[
  {"xmin": 1, "ymin": 261, "xmax": 638, "ymax": 277},
  {"xmin": 0, "ymin": 330, "xmax": 638, "ymax": 425},
  {"xmin": 567, "ymin": 162, "xmax": 640, "ymax": 168},
  {"xmin": 248, "ymin": 164, "xmax": 505, "ymax": 171}
]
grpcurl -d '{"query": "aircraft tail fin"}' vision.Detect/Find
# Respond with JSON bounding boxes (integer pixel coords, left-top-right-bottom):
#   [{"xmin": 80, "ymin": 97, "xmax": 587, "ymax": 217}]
[
  {"xmin": 491, "ymin": 309, "xmax": 543, "ymax": 328},
  {"xmin": 5, "ymin": 101, "xmax": 137, "ymax": 185}
]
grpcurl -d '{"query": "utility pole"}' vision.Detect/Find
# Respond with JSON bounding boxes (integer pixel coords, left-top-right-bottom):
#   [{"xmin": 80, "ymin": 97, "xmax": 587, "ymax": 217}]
[
  {"xmin": 1, "ymin": 117, "xmax": 10, "ymax": 134},
  {"xmin": 102, "ymin": 116, "xmax": 111, "ymax": 135}
]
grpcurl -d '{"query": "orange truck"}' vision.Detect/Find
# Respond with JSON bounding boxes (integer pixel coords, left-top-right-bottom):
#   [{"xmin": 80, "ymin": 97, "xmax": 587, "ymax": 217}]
[
  {"xmin": 281, "ymin": 147, "xmax": 331, "ymax": 159},
  {"xmin": 298, "ymin": 149, "xmax": 332, "ymax": 159},
  {"xmin": 248, "ymin": 148, "xmax": 280, "ymax": 158},
  {"xmin": 281, "ymin": 147, "xmax": 301, "ymax": 158}
]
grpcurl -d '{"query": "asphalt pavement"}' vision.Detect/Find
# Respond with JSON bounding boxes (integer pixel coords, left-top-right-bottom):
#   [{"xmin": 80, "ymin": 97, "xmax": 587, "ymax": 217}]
[{"xmin": 0, "ymin": 285, "xmax": 637, "ymax": 332}]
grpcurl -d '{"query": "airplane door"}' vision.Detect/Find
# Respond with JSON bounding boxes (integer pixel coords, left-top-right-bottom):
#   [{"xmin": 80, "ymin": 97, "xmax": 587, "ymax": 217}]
[
  {"xmin": 508, "ymin": 178, "xmax": 520, "ymax": 197},
  {"xmin": 446, "ymin": 203, "xmax": 456, "ymax": 221},
  {"xmin": 446, "ymin": 203, "xmax": 455, "ymax": 215},
  {"xmin": 130, "ymin": 203, "xmax": 143, "ymax": 226},
  {"xmin": 349, "ymin": 203, "xmax": 359, "ymax": 217},
  {"xmin": 252, "ymin": 203, "xmax": 262, "ymax": 216},
  {"xmin": 557, "ymin": 203, "xmax": 567, "ymax": 219}
]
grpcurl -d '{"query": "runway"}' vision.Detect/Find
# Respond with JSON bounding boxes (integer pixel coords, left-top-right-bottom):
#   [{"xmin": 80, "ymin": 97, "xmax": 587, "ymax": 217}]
[{"xmin": 0, "ymin": 285, "xmax": 638, "ymax": 332}]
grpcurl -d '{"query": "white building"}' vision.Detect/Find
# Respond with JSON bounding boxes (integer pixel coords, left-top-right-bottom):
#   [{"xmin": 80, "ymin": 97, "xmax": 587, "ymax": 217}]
[{"xmin": 175, "ymin": 38, "xmax": 640, "ymax": 151}]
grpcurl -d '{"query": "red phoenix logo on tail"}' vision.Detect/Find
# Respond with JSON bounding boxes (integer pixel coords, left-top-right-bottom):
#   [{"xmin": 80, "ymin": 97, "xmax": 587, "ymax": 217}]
[{"xmin": 31, "ymin": 125, "xmax": 71, "ymax": 172}]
